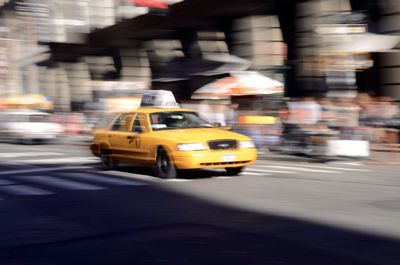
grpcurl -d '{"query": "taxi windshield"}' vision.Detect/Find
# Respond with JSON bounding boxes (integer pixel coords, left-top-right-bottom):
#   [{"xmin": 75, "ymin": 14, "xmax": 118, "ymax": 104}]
[{"xmin": 150, "ymin": 111, "xmax": 213, "ymax": 131}]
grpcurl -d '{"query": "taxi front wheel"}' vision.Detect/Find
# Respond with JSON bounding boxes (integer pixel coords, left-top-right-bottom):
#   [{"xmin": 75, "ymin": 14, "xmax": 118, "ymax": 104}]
[
  {"xmin": 225, "ymin": 167, "xmax": 244, "ymax": 176},
  {"xmin": 154, "ymin": 148, "xmax": 177, "ymax": 179}
]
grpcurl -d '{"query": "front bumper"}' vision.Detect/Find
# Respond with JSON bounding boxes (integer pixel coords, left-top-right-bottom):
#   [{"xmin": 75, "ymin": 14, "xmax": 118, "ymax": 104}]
[{"xmin": 173, "ymin": 148, "xmax": 257, "ymax": 169}]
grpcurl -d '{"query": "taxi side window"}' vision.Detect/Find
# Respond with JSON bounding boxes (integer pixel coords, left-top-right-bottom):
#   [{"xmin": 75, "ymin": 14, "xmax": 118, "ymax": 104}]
[
  {"xmin": 112, "ymin": 114, "xmax": 134, "ymax": 131},
  {"xmin": 132, "ymin": 113, "xmax": 146, "ymax": 133}
]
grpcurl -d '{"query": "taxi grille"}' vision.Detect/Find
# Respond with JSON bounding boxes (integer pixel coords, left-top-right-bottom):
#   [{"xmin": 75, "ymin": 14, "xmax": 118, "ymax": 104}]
[{"xmin": 208, "ymin": 140, "xmax": 237, "ymax": 150}]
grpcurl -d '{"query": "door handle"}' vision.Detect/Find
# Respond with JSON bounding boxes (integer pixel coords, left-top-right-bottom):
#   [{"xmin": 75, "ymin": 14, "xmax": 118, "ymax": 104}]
[{"xmin": 127, "ymin": 135, "xmax": 133, "ymax": 140}]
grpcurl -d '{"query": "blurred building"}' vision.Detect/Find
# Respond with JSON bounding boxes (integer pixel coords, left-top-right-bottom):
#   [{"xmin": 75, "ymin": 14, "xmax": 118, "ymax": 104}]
[
  {"xmin": 1, "ymin": 0, "xmax": 400, "ymax": 112},
  {"xmin": 232, "ymin": 15, "xmax": 286, "ymax": 86},
  {"xmin": 0, "ymin": 0, "xmax": 181, "ymax": 111},
  {"xmin": 375, "ymin": 0, "xmax": 400, "ymax": 99},
  {"xmin": 294, "ymin": 0, "xmax": 358, "ymax": 97}
]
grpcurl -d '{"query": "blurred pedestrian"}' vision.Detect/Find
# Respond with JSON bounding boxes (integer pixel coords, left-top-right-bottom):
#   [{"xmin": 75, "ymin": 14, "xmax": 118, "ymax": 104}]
[{"xmin": 225, "ymin": 103, "xmax": 239, "ymax": 126}]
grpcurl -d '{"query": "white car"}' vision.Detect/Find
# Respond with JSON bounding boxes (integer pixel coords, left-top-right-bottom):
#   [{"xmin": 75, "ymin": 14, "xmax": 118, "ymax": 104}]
[{"xmin": 0, "ymin": 109, "xmax": 64, "ymax": 144}]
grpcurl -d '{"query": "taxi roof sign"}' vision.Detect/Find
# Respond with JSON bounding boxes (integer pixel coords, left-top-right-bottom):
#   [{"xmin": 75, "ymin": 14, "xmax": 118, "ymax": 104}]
[{"xmin": 140, "ymin": 90, "xmax": 180, "ymax": 108}]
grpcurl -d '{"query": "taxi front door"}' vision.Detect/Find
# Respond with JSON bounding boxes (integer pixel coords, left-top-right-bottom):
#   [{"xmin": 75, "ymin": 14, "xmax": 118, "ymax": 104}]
[{"xmin": 124, "ymin": 113, "xmax": 151, "ymax": 163}]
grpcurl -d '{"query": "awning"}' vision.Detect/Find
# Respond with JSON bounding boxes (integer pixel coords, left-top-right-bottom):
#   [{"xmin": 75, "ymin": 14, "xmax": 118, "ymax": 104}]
[
  {"xmin": 192, "ymin": 71, "xmax": 284, "ymax": 99},
  {"xmin": 125, "ymin": 0, "xmax": 168, "ymax": 9},
  {"xmin": 152, "ymin": 53, "xmax": 251, "ymax": 82},
  {"xmin": 0, "ymin": 94, "xmax": 54, "ymax": 110},
  {"xmin": 323, "ymin": 33, "xmax": 400, "ymax": 54},
  {"xmin": 191, "ymin": 54, "xmax": 251, "ymax": 76}
]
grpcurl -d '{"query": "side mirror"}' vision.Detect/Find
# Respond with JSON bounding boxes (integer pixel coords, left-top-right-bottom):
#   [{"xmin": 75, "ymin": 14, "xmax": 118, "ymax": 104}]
[
  {"xmin": 221, "ymin": 125, "xmax": 232, "ymax": 130},
  {"xmin": 212, "ymin": 122, "xmax": 222, "ymax": 128}
]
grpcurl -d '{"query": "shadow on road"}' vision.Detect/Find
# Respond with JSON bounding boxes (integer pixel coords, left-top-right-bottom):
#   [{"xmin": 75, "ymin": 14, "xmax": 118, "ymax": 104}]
[
  {"xmin": 93, "ymin": 163, "xmax": 231, "ymax": 179},
  {"xmin": 0, "ymin": 163, "xmax": 399, "ymax": 265}
]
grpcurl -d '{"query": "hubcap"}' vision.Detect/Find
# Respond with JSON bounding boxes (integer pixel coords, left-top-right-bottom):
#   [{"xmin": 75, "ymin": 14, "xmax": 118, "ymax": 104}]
[
  {"xmin": 159, "ymin": 152, "xmax": 169, "ymax": 173},
  {"xmin": 102, "ymin": 154, "xmax": 110, "ymax": 167}
]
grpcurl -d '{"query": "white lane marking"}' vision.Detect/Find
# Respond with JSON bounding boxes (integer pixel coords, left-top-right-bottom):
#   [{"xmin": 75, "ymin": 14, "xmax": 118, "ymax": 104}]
[
  {"xmin": 164, "ymin": 179, "xmax": 192, "ymax": 182},
  {"xmin": 0, "ymin": 152, "xmax": 65, "ymax": 158},
  {"xmin": 293, "ymin": 164, "xmax": 369, "ymax": 172},
  {"xmin": 256, "ymin": 165, "xmax": 339, "ymax": 173},
  {"xmin": 0, "ymin": 185, "xmax": 54, "ymax": 196},
  {"xmin": 259, "ymin": 162, "xmax": 370, "ymax": 172},
  {"xmin": 60, "ymin": 173, "xmax": 147, "ymax": 186},
  {"xmin": 104, "ymin": 170, "xmax": 191, "ymax": 183},
  {"xmin": 327, "ymin": 161, "xmax": 363, "ymax": 166},
  {"xmin": 94, "ymin": 170, "xmax": 159, "ymax": 183},
  {"xmin": 244, "ymin": 167, "xmax": 295, "ymax": 174},
  {"xmin": 0, "ymin": 179, "xmax": 15, "ymax": 185},
  {"xmin": 18, "ymin": 176, "xmax": 105, "ymax": 191},
  {"xmin": 0, "ymin": 166, "xmax": 90, "ymax": 176},
  {"xmin": 103, "ymin": 169, "xmax": 272, "ymax": 182},
  {"xmin": 20, "ymin": 157, "xmax": 99, "ymax": 164},
  {"xmin": 241, "ymin": 172, "xmax": 272, "ymax": 176}
]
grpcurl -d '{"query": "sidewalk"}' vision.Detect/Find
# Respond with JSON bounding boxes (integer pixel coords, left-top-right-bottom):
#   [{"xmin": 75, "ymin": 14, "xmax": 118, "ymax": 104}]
[
  {"xmin": 367, "ymin": 144, "xmax": 400, "ymax": 165},
  {"xmin": 259, "ymin": 148, "xmax": 400, "ymax": 165}
]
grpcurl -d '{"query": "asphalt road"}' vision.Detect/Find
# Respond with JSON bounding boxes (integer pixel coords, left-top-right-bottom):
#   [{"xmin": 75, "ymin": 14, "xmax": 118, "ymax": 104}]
[{"xmin": 0, "ymin": 142, "xmax": 399, "ymax": 265}]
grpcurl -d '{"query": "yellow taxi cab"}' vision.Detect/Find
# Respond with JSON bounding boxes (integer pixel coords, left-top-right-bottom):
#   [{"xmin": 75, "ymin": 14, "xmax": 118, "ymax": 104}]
[{"xmin": 90, "ymin": 105, "xmax": 257, "ymax": 179}]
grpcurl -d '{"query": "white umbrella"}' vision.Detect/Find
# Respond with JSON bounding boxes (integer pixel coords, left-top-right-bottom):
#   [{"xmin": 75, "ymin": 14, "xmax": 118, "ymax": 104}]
[
  {"xmin": 191, "ymin": 54, "xmax": 252, "ymax": 76},
  {"xmin": 192, "ymin": 71, "xmax": 284, "ymax": 99},
  {"xmin": 322, "ymin": 33, "xmax": 400, "ymax": 54}
]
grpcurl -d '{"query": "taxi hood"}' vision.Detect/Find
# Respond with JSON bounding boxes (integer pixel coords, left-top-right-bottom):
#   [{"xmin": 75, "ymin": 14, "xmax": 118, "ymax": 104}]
[{"xmin": 151, "ymin": 128, "xmax": 251, "ymax": 143}]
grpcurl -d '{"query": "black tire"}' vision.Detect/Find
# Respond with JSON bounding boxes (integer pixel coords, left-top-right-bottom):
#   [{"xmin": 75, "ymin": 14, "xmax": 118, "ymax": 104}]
[
  {"xmin": 225, "ymin": 166, "xmax": 244, "ymax": 176},
  {"xmin": 20, "ymin": 138, "xmax": 34, "ymax": 145},
  {"xmin": 154, "ymin": 147, "xmax": 177, "ymax": 179},
  {"xmin": 100, "ymin": 150, "xmax": 117, "ymax": 170},
  {"xmin": 0, "ymin": 132, "xmax": 8, "ymax": 142}
]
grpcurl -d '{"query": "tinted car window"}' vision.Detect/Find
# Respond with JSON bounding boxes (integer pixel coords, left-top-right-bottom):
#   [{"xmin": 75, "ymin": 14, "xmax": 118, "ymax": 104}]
[
  {"xmin": 132, "ymin": 113, "xmax": 146, "ymax": 133},
  {"xmin": 112, "ymin": 114, "xmax": 135, "ymax": 131}
]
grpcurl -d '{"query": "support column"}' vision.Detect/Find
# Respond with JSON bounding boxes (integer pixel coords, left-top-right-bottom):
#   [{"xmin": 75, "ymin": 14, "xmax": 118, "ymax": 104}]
[
  {"xmin": 119, "ymin": 48, "xmax": 151, "ymax": 88},
  {"xmin": 38, "ymin": 66, "xmax": 71, "ymax": 112},
  {"xmin": 232, "ymin": 15, "xmax": 285, "ymax": 82},
  {"xmin": 379, "ymin": 2, "xmax": 400, "ymax": 100},
  {"xmin": 60, "ymin": 62, "xmax": 92, "ymax": 105},
  {"xmin": 294, "ymin": 0, "xmax": 353, "ymax": 97}
]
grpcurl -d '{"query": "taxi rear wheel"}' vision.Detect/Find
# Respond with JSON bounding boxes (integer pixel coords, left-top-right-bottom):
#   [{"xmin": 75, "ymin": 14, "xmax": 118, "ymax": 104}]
[
  {"xmin": 100, "ymin": 150, "xmax": 117, "ymax": 170},
  {"xmin": 154, "ymin": 147, "xmax": 176, "ymax": 179},
  {"xmin": 225, "ymin": 167, "xmax": 244, "ymax": 176}
]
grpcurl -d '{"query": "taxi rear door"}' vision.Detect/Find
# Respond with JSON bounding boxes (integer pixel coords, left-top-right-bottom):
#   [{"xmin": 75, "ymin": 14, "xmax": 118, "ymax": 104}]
[{"xmin": 107, "ymin": 113, "xmax": 136, "ymax": 160}]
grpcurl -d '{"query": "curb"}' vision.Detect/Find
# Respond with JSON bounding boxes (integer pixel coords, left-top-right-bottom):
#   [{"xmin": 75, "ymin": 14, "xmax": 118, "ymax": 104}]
[
  {"xmin": 260, "ymin": 152, "xmax": 400, "ymax": 165},
  {"xmin": 366, "ymin": 159, "xmax": 400, "ymax": 166}
]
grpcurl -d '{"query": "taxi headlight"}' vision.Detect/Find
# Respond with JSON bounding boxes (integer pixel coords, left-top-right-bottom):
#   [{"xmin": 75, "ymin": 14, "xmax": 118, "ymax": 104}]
[
  {"xmin": 239, "ymin": 140, "xmax": 255, "ymax": 149},
  {"xmin": 177, "ymin": 143, "xmax": 206, "ymax": 151}
]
